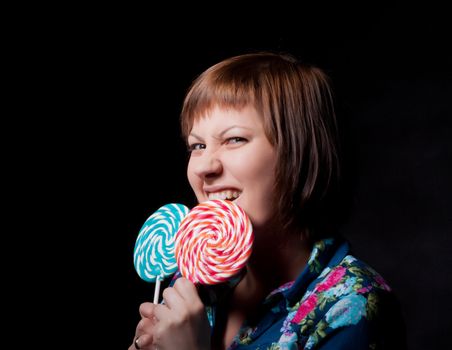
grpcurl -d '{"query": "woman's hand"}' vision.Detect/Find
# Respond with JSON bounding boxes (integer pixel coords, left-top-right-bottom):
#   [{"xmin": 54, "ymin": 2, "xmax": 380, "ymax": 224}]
[{"xmin": 130, "ymin": 277, "xmax": 211, "ymax": 350}]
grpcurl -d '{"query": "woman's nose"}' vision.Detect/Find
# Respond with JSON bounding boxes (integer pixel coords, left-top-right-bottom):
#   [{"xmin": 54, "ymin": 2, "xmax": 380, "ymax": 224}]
[{"xmin": 193, "ymin": 150, "xmax": 223, "ymax": 179}]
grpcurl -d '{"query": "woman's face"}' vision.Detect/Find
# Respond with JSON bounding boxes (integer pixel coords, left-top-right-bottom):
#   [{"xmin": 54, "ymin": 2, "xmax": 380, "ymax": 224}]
[{"xmin": 187, "ymin": 105, "xmax": 277, "ymax": 228}]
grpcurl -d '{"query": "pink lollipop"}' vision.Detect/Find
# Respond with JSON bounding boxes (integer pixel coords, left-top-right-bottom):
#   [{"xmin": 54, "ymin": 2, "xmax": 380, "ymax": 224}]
[{"xmin": 175, "ymin": 199, "xmax": 254, "ymax": 284}]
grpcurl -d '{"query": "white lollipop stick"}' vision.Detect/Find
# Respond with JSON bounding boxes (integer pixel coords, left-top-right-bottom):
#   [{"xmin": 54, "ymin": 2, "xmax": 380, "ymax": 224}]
[{"xmin": 153, "ymin": 276, "xmax": 162, "ymax": 304}]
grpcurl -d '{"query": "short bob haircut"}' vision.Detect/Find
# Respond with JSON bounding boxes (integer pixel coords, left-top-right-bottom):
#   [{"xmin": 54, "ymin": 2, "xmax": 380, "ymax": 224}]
[{"xmin": 181, "ymin": 52, "xmax": 341, "ymax": 241}]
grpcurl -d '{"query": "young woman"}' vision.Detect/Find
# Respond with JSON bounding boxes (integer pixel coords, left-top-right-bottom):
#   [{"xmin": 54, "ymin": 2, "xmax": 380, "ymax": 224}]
[{"xmin": 130, "ymin": 52, "xmax": 406, "ymax": 350}]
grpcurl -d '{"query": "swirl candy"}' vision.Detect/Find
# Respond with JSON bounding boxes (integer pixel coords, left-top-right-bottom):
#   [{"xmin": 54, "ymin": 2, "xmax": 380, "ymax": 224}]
[
  {"xmin": 175, "ymin": 199, "xmax": 254, "ymax": 284},
  {"xmin": 133, "ymin": 203, "xmax": 190, "ymax": 284}
]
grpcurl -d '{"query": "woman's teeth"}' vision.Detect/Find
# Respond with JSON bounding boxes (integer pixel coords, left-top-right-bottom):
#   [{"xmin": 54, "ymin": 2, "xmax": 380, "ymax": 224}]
[{"xmin": 208, "ymin": 190, "xmax": 241, "ymax": 201}]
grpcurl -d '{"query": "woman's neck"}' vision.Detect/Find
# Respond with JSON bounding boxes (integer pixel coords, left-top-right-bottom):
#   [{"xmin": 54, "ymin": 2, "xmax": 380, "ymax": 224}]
[{"xmin": 244, "ymin": 226, "xmax": 311, "ymax": 297}]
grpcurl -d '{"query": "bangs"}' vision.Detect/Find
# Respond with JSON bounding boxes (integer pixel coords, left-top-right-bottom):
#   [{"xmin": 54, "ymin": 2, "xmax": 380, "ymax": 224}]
[{"xmin": 180, "ymin": 60, "xmax": 263, "ymax": 139}]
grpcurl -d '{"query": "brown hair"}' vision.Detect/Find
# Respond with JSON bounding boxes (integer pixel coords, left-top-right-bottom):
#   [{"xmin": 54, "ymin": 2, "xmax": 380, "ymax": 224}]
[{"xmin": 181, "ymin": 52, "xmax": 341, "ymax": 240}]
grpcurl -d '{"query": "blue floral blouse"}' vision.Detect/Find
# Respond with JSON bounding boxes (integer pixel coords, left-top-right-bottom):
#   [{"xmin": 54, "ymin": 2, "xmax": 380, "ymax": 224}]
[{"xmin": 171, "ymin": 238, "xmax": 406, "ymax": 349}]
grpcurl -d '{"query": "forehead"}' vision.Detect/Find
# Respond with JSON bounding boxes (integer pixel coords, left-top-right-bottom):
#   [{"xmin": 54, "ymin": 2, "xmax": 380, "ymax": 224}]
[{"xmin": 190, "ymin": 105, "xmax": 263, "ymax": 132}]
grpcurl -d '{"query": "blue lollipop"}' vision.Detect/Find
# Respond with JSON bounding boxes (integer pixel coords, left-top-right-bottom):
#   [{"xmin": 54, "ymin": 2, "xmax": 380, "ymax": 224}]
[{"xmin": 133, "ymin": 203, "xmax": 190, "ymax": 302}]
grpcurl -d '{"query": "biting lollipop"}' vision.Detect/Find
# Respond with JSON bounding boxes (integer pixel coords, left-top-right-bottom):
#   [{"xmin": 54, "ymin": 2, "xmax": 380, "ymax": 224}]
[
  {"xmin": 175, "ymin": 199, "xmax": 254, "ymax": 285},
  {"xmin": 133, "ymin": 203, "xmax": 190, "ymax": 302}
]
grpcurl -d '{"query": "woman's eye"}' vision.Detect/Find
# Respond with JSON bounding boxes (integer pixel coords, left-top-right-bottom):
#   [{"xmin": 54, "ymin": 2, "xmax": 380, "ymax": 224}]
[
  {"xmin": 226, "ymin": 137, "xmax": 247, "ymax": 144},
  {"xmin": 188, "ymin": 143, "xmax": 206, "ymax": 152}
]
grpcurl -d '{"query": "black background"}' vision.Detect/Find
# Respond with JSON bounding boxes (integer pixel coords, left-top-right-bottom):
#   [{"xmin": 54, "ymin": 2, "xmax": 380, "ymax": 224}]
[{"xmin": 38, "ymin": 2, "xmax": 451, "ymax": 349}]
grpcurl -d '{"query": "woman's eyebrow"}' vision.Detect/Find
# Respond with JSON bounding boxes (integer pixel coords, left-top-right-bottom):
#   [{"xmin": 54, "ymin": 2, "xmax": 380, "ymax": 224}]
[
  {"xmin": 218, "ymin": 125, "xmax": 252, "ymax": 137},
  {"xmin": 188, "ymin": 132, "xmax": 203, "ymax": 141},
  {"xmin": 189, "ymin": 126, "xmax": 252, "ymax": 141}
]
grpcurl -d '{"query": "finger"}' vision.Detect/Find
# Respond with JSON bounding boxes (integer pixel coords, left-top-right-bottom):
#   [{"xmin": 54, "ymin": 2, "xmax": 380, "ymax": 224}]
[
  {"xmin": 152, "ymin": 302, "xmax": 172, "ymax": 322},
  {"xmin": 139, "ymin": 302, "xmax": 157, "ymax": 320},
  {"xmin": 134, "ymin": 333, "xmax": 152, "ymax": 350},
  {"xmin": 161, "ymin": 286, "xmax": 185, "ymax": 310},
  {"xmin": 136, "ymin": 317, "xmax": 154, "ymax": 336},
  {"xmin": 173, "ymin": 277, "xmax": 202, "ymax": 304}
]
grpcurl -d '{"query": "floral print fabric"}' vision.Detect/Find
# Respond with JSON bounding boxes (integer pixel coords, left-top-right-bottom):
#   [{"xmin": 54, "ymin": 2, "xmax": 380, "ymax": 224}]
[{"xmin": 172, "ymin": 238, "xmax": 406, "ymax": 349}]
